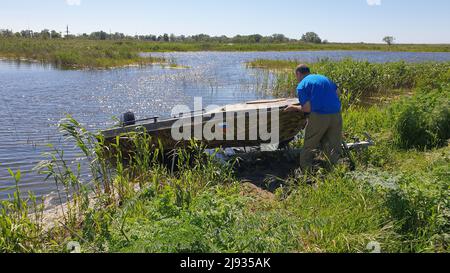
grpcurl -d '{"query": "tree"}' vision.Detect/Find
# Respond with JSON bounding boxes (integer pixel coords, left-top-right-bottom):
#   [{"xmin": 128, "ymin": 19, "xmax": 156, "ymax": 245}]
[
  {"xmin": 301, "ymin": 32, "xmax": 322, "ymax": 44},
  {"xmin": 271, "ymin": 34, "xmax": 288, "ymax": 43},
  {"xmin": 0, "ymin": 29, "xmax": 14, "ymax": 37},
  {"xmin": 20, "ymin": 30, "xmax": 33, "ymax": 38},
  {"xmin": 191, "ymin": 34, "xmax": 210, "ymax": 42},
  {"xmin": 51, "ymin": 30, "xmax": 61, "ymax": 39},
  {"xmin": 383, "ymin": 36, "xmax": 395, "ymax": 46},
  {"xmin": 249, "ymin": 34, "xmax": 263, "ymax": 43},
  {"xmin": 40, "ymin": 29, "xmax": 51, "ymax": 39}
]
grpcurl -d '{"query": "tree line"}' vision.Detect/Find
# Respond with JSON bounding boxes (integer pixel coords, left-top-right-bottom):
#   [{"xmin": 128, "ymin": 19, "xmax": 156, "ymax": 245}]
[{"xmin": 0, "ymin": 28, "xmax": 328, "ymax": 44}]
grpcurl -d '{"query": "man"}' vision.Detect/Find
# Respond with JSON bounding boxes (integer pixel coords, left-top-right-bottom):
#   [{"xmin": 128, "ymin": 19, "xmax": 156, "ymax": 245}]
[{"xmin": 285, "ymin": 64, "xmax": 343, "ymax": 171}]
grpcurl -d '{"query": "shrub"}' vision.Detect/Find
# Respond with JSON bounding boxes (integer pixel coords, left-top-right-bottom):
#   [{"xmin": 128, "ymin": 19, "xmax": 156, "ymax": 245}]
[
  {"xmin": 393, "ymin": 88, "xmax": 450, "ymax": 150},
  {"xmin": 386, "ymin": 169, "xmax": 450, "ymax": 252}
]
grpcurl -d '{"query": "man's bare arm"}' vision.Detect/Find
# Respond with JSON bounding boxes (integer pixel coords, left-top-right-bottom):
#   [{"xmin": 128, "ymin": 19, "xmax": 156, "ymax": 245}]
[
  {"xmin": 284, "ymin": 102, "xmax": 311, "ymax": 113},
  {"xmin": 284, "ymin": 105, "xmax": 302, "ymax": 113},
  {"xmin": 302, "ymin": 102, "xmax": 311, "ymax": 113}
]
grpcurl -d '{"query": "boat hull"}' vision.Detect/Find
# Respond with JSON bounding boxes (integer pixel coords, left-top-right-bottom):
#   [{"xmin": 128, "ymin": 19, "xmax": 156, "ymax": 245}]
[{"xmin": 101, "ymin": 99, "xmax": 307, "ymax": 151}]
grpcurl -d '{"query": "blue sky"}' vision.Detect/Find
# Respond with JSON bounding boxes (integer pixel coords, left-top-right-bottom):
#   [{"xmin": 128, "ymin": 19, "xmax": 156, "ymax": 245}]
[{"xmin": 1, "ymin": 0, "xmax": 449, "ymax": 43}]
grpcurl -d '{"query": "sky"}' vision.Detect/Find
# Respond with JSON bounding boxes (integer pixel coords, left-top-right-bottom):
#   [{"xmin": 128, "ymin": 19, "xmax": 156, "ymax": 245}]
[{"xmin": 1, "ymin": 0, "xmax": 450, "ymax": 44}]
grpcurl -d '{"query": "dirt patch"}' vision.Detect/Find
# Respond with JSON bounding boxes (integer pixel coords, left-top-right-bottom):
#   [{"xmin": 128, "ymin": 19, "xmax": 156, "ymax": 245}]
[{"xmin": 240, "ymin": 182, "xmax": 275, "ymax": 201}]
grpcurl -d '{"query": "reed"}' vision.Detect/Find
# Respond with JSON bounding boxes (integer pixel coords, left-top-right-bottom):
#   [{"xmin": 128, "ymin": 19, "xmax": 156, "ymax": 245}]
[
  {"xmin": 392, "ymin": 84, "xmax": 450, "ymax": 150},
  {"xmin": 247, "ymin": 58, "xmax": 450, "ymax": 109},
  {"xmin": 0, "ymin": 169, "xmax": 46, "ymax": 252},
  {"xmin": 0, "ymin": 38, "xmax": 166, "ymax": 69},
  {"xmin": 141, "ymin": 42, "xmax": 450, "ymax": 53},
  {"xmin": 1, "ymin": 37, "xmax": 450, "ymax": 69}
]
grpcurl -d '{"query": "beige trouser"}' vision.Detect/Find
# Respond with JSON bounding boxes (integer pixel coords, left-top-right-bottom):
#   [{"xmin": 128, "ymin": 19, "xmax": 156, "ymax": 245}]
[{"xmin": 300, "ymin": 113, "xmax": 343, "ymax": 171}]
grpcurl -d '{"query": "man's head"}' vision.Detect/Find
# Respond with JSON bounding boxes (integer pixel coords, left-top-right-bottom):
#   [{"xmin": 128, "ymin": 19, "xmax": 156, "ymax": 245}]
[{"xmin": 295, "ymin": 64, "xmax": 311, "ymax": 83}]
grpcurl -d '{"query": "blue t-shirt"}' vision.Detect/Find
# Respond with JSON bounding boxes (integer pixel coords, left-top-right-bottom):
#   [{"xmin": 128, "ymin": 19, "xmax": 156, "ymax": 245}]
[{"xmin": 297, "ymin": 74, "xmax": 341, "ymax": 114}]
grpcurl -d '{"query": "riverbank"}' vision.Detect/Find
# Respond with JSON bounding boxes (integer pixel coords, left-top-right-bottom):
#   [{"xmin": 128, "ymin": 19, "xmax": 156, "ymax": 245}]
[
  {"xmin": 0, "ymin": 38, "xmax": 166, "ymax": 69},
  {"xmin": 1, "ymin": 59, "xmax": 449, "ymax": 253},
  {"xmin": 1, "ymin": 38, "xmax": 450, "ymax": 69},
  {"xmin": 135, "ymin": 41, "xmax": 450, "ymax": 53}
]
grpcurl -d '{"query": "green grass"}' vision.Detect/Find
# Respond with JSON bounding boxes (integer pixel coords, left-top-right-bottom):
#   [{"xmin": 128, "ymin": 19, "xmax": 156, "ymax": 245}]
[
  {"xmin": 1, "ymin": 59, "xmax": 449, "ymax": 253},
  {"xmin": 129, "ymin": 42, "xmax": 450, "ymax": 53},
  {"xmin": 0, "ymin": 38, "xmax": 166, "ymax": 69},
  {"xmin": 1, "ymin": 37, "xmax": 450, "ymax": 69},
  {"xmin": 106, "ymin": 172, "xmax": 393, "ymax": 253}
]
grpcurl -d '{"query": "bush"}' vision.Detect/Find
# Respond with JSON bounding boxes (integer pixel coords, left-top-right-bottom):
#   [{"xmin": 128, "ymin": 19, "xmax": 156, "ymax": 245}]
[
  {"xmin": 386, "ymin": 169, "xmax": 450, "ymax": 252},
  {"xmin": 393, "ymin": 88, "xmax": 450, "ymax": 150}
]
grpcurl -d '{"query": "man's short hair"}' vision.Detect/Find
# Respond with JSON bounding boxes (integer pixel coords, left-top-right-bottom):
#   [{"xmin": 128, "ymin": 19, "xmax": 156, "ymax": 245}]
[{"xmin": 296, "ymin": 64, "xmax": 311, "ymax": 75}]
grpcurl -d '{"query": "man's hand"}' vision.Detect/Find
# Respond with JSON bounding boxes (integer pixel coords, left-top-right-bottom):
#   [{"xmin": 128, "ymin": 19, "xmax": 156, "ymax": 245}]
[{"xmin": 284, "ymin": 105, "xmax": 303, "ymax": 113}]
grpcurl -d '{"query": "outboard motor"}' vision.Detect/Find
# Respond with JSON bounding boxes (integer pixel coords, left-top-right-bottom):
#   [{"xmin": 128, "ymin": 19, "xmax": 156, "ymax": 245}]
[{"xmin": 120, "ymin": 111, "xmax": 136, "ymax": 126}]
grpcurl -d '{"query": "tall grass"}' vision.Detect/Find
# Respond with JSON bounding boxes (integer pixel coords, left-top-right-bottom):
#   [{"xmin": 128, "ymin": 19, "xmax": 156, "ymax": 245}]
[
  {"xmin": 0, "ymin": 38, "xmax": 165, "ymax": 69},
  {"xmin": 132, "ymin": 41, "xmax": 450, "ymax": 53},
  {"xmin": 0, "ymin": 169, "xmax": 46, "ymax": 252},
  {"xmin": 247, "ymin": 58, "xmax": 450, "ymax": 109},
  {"xmin": 392, "ymin": 88, "xmax": 450, "ymax": 150},
  {"xmin": 3, "ymin": 37, "xmax": 450, "ymax": 52},
  {"xmin": 107, "ymin": 169, "xmax": 395, "ymax": 253},
  {"xmin": 1, "ymin": 37, "xmax": 450, "ymax": 69}
]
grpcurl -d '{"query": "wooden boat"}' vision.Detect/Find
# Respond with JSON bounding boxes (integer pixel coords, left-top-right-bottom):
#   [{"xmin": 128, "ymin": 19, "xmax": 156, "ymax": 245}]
[{"xmin": 101, "ymin": 98, "xmax": 308, "ymax": 151}]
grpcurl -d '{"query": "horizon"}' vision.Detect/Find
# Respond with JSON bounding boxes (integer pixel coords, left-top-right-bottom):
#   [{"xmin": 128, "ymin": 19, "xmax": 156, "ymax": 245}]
[{"xmin": 1, "ymin": 0, "xmax": 450, "ymax": 44}]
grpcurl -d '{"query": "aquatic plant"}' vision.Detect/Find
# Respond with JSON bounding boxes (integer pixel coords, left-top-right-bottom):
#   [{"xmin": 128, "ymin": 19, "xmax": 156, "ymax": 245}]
[
  {"xmin": 0, "ymin": 38, "xmax": 165, "ymax": 69},
  {"xmin": 0, "ymin": 169, "xmax": 46, "ymax": 252},
  {"xmin": 247, "ymin": 58, "xmax": 450, "ymax": 109}
]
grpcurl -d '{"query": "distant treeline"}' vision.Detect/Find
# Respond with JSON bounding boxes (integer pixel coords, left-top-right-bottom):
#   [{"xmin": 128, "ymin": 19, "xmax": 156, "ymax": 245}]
[{"xmin": 0, "ymin": 28, "xmax": 326, "ymax": 44}]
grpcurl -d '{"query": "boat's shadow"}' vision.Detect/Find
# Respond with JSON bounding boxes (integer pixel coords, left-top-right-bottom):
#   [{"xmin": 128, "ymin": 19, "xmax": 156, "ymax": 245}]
[{"xmin": 233, "ymin": 149, "xmax": 303, "ymax": 193}]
